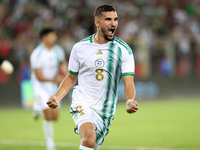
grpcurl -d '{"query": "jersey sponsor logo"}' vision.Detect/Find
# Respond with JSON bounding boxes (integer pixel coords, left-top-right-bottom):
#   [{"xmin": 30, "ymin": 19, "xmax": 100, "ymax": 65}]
[{"xmin": 95, "ymin": 58, "xmax": 105, "ymax": 68}]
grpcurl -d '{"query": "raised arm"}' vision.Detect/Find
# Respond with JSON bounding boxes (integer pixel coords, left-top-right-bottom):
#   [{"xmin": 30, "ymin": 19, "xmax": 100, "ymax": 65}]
[
  {"xmin": 47, "ymin": 73, "xmax": 78, "ymax": 108},
  {"xmin": 123, "ymin": 75, "xmax": 138, "ymax": 114}
]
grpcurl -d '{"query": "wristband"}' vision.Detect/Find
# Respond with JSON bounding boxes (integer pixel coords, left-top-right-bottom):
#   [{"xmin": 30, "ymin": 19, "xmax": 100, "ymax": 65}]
[{"xmin": 126, "ymin": 99, "xmax": 134, "ymax": 106}]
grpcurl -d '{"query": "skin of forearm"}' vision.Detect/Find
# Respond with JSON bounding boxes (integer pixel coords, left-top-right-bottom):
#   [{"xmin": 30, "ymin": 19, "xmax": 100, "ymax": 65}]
[
  {"xmin": 123, "ymin": 75, "xmax": 136, "ymax": 101},
  {"xmin": 54, "ymin": 73, "xmax": 77, "ymax": 101},
  {"xmin": 124, "ymin": 83, "xmax": 136, "ymax": 101}
]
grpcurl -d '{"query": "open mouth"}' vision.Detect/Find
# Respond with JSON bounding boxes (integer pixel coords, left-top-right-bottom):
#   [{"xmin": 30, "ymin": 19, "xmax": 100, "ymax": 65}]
[{"xmin": 108, "ymin": 28, "xmax": 115, "ymax": 37}]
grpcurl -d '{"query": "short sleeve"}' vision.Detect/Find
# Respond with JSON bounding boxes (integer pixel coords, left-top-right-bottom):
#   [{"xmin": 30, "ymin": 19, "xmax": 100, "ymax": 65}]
[
  {"xmin": 68, "ymin": 45, "xmax": 79, "ymax": 75},
  {"xmin": 30, "ymin": 51, "xmax": 42, "ymax": 69},
  {"xmin": 121, "ymin": 52, "xmax": 135, "ymax": 76}
]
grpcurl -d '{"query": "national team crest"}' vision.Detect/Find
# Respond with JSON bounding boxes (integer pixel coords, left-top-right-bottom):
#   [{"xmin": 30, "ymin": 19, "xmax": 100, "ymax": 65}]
[{"xmin": 95, "ymin": 58, "xmax": 105, "ymax": 68}]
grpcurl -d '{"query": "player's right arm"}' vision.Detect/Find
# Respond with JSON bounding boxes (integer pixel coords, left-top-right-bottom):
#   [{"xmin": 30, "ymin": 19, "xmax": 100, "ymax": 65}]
[
  {"xmin": 34, "ymin": 69, "xmax": 62, "ymax": 83},
  {"xmin": 47, "ymin": 72, "xmax": 78, "ymax": 108}
]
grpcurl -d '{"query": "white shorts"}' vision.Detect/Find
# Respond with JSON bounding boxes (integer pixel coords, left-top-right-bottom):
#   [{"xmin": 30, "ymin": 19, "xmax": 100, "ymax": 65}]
[
  {"xmin": 70, "ymin": 102, "xmax": 113, "ymax": 145},
  {"xmin": 33, "ymin": 90, "xmax": 60, "ymax": 112}
]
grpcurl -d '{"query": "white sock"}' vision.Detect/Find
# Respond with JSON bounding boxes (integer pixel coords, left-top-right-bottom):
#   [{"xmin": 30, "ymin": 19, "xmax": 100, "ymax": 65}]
[
  {"xmin": 43, "ymin": 120, "xmax": 55, "ymax": 149},
  {"xmin": 79, "ymin": 145, "xmax": 94, "ymax": 150},
  {"xmin": 94, "ymin": 144, "xmax": 100, "ymax": 150}
]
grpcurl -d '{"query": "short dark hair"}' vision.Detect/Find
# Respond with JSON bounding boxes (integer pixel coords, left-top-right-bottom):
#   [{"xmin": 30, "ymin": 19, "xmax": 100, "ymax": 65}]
[
  {"xmin": 94, "ymin": 5, "xmax": 116, "ymax": 19},
  {"xmin": 39, "ymin": 27, "xmax": 54, "ymax": 38}
]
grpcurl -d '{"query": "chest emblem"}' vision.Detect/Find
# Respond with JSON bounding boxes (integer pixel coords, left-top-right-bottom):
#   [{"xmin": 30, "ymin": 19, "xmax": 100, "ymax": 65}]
[{"xmin": 95, "ymin": 58, "xmax": 105, "ymax": 68}]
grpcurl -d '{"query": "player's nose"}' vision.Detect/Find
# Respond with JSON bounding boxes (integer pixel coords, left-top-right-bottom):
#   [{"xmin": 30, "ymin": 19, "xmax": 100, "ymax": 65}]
[{"xmin": 111, "ymin": 19, "xmax": 118, "ymax": 26}]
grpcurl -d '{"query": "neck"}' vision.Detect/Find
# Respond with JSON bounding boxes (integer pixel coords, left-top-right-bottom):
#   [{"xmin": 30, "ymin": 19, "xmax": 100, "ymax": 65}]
[
  {"xmin": 93, "ymin": 33, "xmax": 109, "ymax": 44},
  {"xmin": 44, "ymin": 43, "xmax": 52, "ymax": 50}
]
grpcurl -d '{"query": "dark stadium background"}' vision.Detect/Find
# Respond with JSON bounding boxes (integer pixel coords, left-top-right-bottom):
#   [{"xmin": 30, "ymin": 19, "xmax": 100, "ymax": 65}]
[{"xmin": 0, "ymin": 0, "xmax": 200, "ymax": 106}]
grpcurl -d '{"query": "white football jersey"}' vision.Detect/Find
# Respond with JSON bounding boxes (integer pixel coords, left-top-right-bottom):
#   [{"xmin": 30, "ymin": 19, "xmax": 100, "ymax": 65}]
[
  {"xmin": 30, "ymin": 43, "xmax": 65, "ymax": 95},
  {"xmin": 68, "ymin": 34, "xmax": 135, "ymax": 118}
]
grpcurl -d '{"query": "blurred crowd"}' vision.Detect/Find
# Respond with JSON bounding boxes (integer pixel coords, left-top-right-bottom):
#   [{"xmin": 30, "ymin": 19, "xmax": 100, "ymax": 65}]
[{"xmin": 0, "ymin": 0, "xmax": 200, "ymax": 83}]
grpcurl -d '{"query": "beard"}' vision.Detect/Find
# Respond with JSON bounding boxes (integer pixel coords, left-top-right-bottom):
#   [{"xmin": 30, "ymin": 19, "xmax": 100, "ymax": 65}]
[{"xmin": 100, "ymin": 26, "xmax": 115, "ymax": 41}]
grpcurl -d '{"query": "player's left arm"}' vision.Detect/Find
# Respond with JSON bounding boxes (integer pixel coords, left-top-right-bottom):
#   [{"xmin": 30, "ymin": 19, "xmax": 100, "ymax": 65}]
[{"xmin": 123, "ymin": 75, "xmax": 138, "ymax": 114}]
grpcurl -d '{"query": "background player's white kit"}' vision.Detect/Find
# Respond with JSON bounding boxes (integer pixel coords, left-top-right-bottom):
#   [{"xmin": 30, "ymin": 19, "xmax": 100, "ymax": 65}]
[
  {"xmin": 30, "ymin": 43, "xmax": 65, "ymax": 112},
  {"xmin": 30, "ymin": 28, "xmax": 66, "ymax": 150}
]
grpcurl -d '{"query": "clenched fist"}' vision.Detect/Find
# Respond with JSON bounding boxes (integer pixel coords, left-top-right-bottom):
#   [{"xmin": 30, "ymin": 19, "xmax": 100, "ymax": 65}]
[
  {"xmin": 47, "ymin": 95, "xmax": 59, "ymax": 109},
  {"xmin": 126, "ymin": 99, "xmax": 138, "ymax": 114}
]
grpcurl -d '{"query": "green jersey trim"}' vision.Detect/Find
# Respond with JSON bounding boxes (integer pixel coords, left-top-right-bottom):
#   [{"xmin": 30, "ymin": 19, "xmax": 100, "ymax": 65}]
[
  {"xmin": 122, "ymin": 72, "xmax": 135, "ymax": 76},
  {"xmin": 102, "ymin": 43, "xmax": 115, "ymax": 117},
  {"xmin": 76, "ymin": 35, "xmax": 93, "ymax": 44},
  {"xmin": 67, "ymin": 69, "xmax": 78, "ymax": 75},
  {"xmin": 90, "ymin": 34, "xmax": 94, "ymax": 43},
  {"xmin": 114, "ymin": 37, "xmax": 133, "ymax": 55},
  {"xmin": 109, "ymin": 47, "xmax": 122, "ymax": 115}
]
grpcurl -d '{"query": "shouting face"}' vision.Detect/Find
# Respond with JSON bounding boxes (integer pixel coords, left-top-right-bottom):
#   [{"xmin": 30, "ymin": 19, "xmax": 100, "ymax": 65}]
[{"xmin": 95, "ymin": 11, "xmax": 118, "ymax": 41}]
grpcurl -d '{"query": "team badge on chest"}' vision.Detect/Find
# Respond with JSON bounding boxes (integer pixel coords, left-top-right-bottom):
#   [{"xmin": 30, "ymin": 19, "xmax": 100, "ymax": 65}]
[{"xmin": 95, "ymin": 58, "xmax": 105, "ymax": 68}]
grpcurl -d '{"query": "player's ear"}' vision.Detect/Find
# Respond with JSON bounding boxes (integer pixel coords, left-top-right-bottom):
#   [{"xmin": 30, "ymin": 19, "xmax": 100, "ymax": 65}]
[{"xmin": 94, "ymin": 18, "xmax": 100, "ymax": 28}]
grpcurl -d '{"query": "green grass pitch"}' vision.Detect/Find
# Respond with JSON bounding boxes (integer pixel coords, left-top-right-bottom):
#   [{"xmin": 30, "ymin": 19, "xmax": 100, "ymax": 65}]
[{"xmin": 0, "ymin": 99, "xmax": 199, "ymax": 150}]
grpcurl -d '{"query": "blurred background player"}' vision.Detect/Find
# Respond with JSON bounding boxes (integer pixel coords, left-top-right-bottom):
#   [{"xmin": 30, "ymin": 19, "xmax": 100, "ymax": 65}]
[
  {"xmin": 30, "ymin": 27, "xmax": 67, "ymax": 150},
  {"xmin": 47, "ymin": 5, "xmax": 138, "ymax": 150}
]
